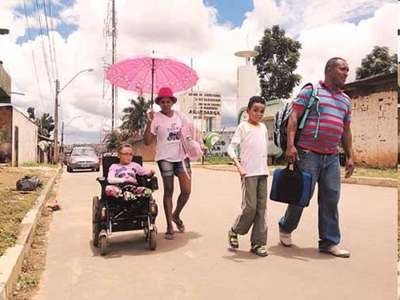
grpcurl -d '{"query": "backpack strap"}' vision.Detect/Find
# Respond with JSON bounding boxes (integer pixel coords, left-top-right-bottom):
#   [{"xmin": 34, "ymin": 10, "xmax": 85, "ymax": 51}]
[{"xmin": 298, "ymin": 83, "xmax": 320, "ymax": 138}]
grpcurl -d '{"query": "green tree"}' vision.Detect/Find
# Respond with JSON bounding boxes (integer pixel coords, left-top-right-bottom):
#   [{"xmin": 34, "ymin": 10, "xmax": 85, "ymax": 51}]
[
  {"xmin": 104, "ymin": 130, "xmax": 121, "ymax": 152},
  {"xmin": 27, "ymin": 109, "xmax": 55, "ymax": 138},
  {"xmin": 37, "ymin": 113, "xmax": 55, "ymax": 138},
  {"xmin": 120, "ymin": 95, "xmax": 151, "ymax": 137},
  {"xmin": 253, "ymin": 25, "xmax": 302, "ymax": 101},
  {"xmin": 27, "ymin": 107, "xmax": 35, "ymax": 120},
  {"xmin": 356, "ymin": 46, "xmax": 398, "ymax": 79}
]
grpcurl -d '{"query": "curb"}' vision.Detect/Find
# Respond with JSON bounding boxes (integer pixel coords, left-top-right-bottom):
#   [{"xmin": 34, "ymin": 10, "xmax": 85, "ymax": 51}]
[
  {"xmin": 398, "ymin": 262, "xmax": 400, "ymax": 300},
  {"xmin": 195, "ymin": 165, "xmax": 398, "ymax": 188},
  {"xmin": 0, "ymin": 167, "xmax": 61, "ymax": 300}
]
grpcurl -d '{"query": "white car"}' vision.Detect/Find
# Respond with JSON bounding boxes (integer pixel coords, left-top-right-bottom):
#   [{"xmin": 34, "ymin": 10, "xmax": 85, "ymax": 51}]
[{"xmin": 67, "ymin": 147, "xmax": 100, "ymax": 172}]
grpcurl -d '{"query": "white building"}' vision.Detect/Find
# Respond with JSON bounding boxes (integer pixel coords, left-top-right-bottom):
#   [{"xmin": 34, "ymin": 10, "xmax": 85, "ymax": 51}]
[
  {"xmin": 178, "ymin": 90, "xmax": 222, "ymax": 132},
  {"xmin": 0, "ymin": 104, "xmax": 38, "ymax": 166},
  {"xmin": 235, "ymin": 50, "xmax": 261, "ymax": 114}
]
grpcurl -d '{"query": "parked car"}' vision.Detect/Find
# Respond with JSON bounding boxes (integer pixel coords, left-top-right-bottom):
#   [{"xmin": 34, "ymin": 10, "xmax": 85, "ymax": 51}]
[
  {"xmin": 67, "ymin": 146, "xmax": 100, "ymax": 172},
  {"xmin": 63, "ymin": 151, "xmax": 71, "ymax": 166}
]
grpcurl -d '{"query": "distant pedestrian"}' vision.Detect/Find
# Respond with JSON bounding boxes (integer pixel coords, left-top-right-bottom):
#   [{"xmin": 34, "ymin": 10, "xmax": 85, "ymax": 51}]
[
  {"xmin": 278, "ymin": 57, "xmax": 354, "ymax": 258},
  {"xmin": 227, "ymin": 96, "xmax": 269, "ymax": 257}
]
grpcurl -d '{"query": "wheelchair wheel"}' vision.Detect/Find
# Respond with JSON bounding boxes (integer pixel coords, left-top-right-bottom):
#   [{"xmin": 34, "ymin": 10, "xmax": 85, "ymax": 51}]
[
  {"xmin": 148, "ymin": 229, "xmax": 157, "ymax": 250},
  {"xmin": 92, "ymin": 223, "xmax": 100, "ymax": 247},
  {"xmin": 92, "ymin": 196, "xmax": 99, "ymax": 221},
  {"xmin": 99, "ymin": 234, "xmax": 108, "ymax": 255},
  {"xmin": 92, "ymin": 196, "xmax": 100, "ymax": 247}
]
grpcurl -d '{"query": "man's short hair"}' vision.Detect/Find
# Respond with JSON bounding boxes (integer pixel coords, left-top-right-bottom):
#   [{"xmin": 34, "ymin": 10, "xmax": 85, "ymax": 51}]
[
  {"xmin": 324, "ymin": 57, "xmax": 346, "ymax": 74},
  {"xmin": 247, "ymin": 96, "xmax": 266, "ymax": 109}
]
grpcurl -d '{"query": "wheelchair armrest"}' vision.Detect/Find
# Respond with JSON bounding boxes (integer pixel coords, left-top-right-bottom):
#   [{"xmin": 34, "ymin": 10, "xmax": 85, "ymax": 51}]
[
  {"xmin": 137, "ymin": 175, "xmax": 158, "ymax": 191},
  {"xmin": 96, "ymin": 176, "xmax": 106, "ymax": 184},
  {"xmin": 150, "ymin": 176, "xmax": 158, "ymax": 191},
  {"xmin": 96, "ymin": 177, "xmax": 108, "ymax": 191}
]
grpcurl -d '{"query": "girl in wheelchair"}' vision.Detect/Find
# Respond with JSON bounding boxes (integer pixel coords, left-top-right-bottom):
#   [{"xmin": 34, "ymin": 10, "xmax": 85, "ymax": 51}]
[{"xmin": 105, "ymin": 144, "xmax": 155, "ymax": 201}]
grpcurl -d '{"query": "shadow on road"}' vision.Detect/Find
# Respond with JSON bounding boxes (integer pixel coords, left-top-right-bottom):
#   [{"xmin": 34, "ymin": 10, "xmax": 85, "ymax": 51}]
[
  {"xmin": 222, "ymin": 248, "xmax": 260, "ymax": 262},
  {"xmin": 267, "ymin": 244, "xmax": 336, "ymax": 261},
  {"xmin": 89, "ymin": 231, "xmax": 202, "ymax": 258},
  {"xmin": 223, "ymin": 244, "xmax": 337, "ymax": 262}
]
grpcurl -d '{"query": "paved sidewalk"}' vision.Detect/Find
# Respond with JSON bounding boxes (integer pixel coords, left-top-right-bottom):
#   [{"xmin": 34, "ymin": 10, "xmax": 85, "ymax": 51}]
[{"xmin": 33, "ymin": 166, "xmax": 397, "ymax": 299}]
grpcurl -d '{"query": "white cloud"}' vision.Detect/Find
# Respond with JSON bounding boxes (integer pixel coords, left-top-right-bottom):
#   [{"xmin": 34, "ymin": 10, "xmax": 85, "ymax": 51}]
[
  {"xmin": 295, "ymin": 2, "xmax": 397, "ymax": 93},
  {"xmin": 1, "ymin": 0, "xmax": 397, "ymax": 143}
]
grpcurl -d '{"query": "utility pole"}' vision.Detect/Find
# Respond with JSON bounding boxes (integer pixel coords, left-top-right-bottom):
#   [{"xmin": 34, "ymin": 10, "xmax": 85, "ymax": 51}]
[
  {"xmin": 61, "ymin": 121, "xmax": 64, "ymax": 153},
  {"xmin": 52, "ymin": 69, "xmax": 93, "ymax": 163},
  {"xmin": 54, "ymin": 79, "xmax": 60, "ymax": 163},
  {"xmin": 111, "ymin": 0, "xmax": 117, "ymax": 131}
]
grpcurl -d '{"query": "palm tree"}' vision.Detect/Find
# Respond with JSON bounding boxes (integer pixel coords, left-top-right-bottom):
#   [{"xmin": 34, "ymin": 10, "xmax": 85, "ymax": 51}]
[
  {"xmin": 104, "ymin": 130, "xmax": 121, "ymax": 152},
  {"xmin": 120, "ymin": 95, "xmax": 150, "ymax": 138}
]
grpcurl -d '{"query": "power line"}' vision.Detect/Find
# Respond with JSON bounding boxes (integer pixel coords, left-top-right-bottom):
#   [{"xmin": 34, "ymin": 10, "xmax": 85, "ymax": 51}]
[
  {"xmin": 22, "ymin": 0, "xmax": 45, "ymax": 111},
  {"xmin": 47, "ymin": 0, "xmax": 59, "ymax": 79},
  {"xmin": 111, "ymin": 0, "xmax": 117, "ymax": 130},
  {"xmin": 42, "ymin": 0, "xmax": 58, "ymax": 81},
  {"xmin": 102, "ymin": 0, "xmax": 112, "ymax": 103},
  {"xmin": 34, "ymin": 0, "xmax": 55, "ymax": 99}
]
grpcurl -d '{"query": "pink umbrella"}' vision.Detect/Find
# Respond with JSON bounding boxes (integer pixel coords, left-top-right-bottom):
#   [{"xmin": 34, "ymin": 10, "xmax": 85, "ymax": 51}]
[{"xmin": 106, "ymin": 55, "xmax": 198, "ymax": 104}]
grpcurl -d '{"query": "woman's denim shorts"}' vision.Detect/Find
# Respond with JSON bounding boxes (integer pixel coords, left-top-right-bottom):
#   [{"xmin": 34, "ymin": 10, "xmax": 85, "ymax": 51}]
[{"xmin": 157, "ymin": 159, "xmax": 191, "ymax": 177}]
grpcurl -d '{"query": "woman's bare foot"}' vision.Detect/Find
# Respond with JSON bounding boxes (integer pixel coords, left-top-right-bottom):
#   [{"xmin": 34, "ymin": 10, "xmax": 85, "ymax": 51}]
[{"xmin": 172, "ymin": 214, "xmax": 185, "ymax": 233}]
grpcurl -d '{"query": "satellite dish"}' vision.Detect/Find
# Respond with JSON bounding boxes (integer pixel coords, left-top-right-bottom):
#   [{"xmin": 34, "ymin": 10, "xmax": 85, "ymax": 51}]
[{"xmin": 234, "ymin": 50, "xmax": 259, "ymax": 58}]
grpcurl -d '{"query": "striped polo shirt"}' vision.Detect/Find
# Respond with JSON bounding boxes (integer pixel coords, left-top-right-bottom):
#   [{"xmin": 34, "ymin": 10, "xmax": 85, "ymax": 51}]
[{"xmin": 293, "ymin": 81, "xmax": 352, "ymax": 154}]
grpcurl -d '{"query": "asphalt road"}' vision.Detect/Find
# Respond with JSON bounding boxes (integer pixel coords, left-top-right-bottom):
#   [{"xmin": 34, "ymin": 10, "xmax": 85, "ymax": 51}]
[{"xmin": 34, "ymin": 164, "xmax": 397, "ymax": 300}]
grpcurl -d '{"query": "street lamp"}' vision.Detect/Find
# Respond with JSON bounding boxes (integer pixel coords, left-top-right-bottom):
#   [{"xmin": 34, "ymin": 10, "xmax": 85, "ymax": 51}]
[{"xmin": 53, "ymin": 68, "xmax": 93, "ymax": 163}]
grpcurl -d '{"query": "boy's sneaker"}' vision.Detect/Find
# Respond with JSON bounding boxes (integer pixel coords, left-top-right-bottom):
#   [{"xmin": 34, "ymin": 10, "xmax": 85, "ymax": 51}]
[
  {"xmin": 320, "ymin": 245, "xmax": 350, "ymax": 258},
  {"xmin": 228, "ymin": 228, "xmax": 239, "ymax": 249},
  {"xmin": 279, "ymin": 230, "xmax": 292, "ymax": 247},
  {"xmin": 250, "ymin": 244, "xmax": 268, "ymax": 257}
]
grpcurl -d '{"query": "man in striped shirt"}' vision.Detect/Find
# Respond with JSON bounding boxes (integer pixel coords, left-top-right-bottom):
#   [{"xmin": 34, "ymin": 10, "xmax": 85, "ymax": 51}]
[{"xmin": 278, "ymin": 57, "xmax": 354, "ymax": 258}]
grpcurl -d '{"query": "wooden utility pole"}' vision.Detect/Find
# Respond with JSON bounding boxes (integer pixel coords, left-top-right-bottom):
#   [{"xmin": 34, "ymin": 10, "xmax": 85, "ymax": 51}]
[
  {"xmin": 53, "ymin": 79, "xmax": 60, "ymax": 163},
  {"xmin": 111, "ymin": 0, "xmax": 117, "ymax": 131}
]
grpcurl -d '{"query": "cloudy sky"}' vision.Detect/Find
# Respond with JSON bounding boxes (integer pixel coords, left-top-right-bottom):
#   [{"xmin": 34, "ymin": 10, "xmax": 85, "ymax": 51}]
[{"xmin": 0, "ymin": 0, "xmax": 397, "ymax": 144}]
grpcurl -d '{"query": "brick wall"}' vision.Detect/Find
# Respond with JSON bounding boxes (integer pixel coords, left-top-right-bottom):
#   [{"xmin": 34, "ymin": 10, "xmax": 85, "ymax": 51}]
[
  {"xmin": 132, "ymin": 139, "xmax": 156, "ymax": 161},
  {"xmin": 350, "ymin": 90, "xmax": 397, "ymax": 168}
]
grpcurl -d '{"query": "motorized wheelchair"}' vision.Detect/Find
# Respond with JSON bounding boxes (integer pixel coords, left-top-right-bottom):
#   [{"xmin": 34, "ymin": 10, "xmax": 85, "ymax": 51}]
[{"xmin": 92, "ymin": 155, "xmax": 159, "ymax": 255}]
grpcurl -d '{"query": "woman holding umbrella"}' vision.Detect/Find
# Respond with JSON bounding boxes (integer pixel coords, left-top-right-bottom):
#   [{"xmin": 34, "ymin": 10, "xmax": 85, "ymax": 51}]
[
  {"xmin": 107, "ymin": 55, "xmax": 201, "ymax": 239},
  {"xmin": 144, "ymin": 87, "xmax": 203, "ymax": 240}
]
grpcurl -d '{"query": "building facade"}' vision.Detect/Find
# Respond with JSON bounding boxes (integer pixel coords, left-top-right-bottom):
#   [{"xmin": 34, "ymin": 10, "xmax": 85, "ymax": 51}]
[
  {"xmin": 178, "ymin": 90, "xmax": 222, "ymax": 132},
  {"xmin": 344, "ymin": 72, "xmax": 397, "ymax": 168},
  {"xmin": 0, "ymin": 104, "xmax": 38, "ymax": 166},
  {"xmin": 0, "ymin": 62, "xmax": 11, "ymax": 103}
]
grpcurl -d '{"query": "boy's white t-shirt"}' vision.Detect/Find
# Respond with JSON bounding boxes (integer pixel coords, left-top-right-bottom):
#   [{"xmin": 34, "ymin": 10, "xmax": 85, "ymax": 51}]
[
  {"xmin": 227, "ymin": 121, "xmax": 269, "ymax": 177},
  {"xmin": 150, "ymin": 111, "xmax": 189, "ymax": 162}
]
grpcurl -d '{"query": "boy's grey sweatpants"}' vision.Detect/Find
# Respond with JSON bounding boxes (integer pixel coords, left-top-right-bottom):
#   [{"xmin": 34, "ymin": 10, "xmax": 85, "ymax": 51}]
[{"xmin": 232, "ymin": 175, "xmax": 268, "ymax": 245}]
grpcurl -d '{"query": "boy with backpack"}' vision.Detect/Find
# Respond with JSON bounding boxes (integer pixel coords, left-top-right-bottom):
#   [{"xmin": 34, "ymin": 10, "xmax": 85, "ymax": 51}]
[{"xmin": 227, "ymin": 96, "xmax": 269, "ymax": 257}]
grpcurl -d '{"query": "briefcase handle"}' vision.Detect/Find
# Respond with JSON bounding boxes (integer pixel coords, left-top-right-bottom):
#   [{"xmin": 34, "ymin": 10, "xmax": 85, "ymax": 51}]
[{"xmin": 286, "ymin": 162, "xmax": 300, "ymax": 172}]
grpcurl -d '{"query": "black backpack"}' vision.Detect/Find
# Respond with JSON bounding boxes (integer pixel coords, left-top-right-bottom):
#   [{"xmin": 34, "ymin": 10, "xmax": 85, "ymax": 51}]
[
  {"xmin": 273, "ymin": 83, "xmax": 320, "ymax": 154},
  {"xmin": 16, "ymin": 176, "xmax": 43, "ymax": 191}
]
